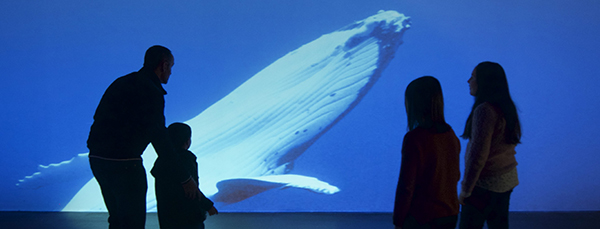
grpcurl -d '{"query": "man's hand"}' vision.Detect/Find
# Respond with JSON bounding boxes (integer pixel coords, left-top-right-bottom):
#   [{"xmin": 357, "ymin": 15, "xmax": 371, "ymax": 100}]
[
  {"xmin": 182, "ymin": 178, "xmax": 200, "ymax": 199},
  {"xmin": 208, "ymin": 206, "xmax": 218, "ymax": 216}
]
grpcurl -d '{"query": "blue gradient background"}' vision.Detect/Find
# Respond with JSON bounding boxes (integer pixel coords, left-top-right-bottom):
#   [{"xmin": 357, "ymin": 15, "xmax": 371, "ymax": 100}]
[{"xmin": 1, "ymin": 0, "xmax": 599, "ymax": 211}]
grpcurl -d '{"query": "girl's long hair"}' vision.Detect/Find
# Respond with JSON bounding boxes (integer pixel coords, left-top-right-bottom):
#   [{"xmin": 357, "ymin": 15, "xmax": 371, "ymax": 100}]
[
  {"xmin": 405, "ymin": 76, "xmax": 450, "ymax": 133},
  {"xmin": 461, "ymin": 62, "xmax": 521, "ymax": 144}
]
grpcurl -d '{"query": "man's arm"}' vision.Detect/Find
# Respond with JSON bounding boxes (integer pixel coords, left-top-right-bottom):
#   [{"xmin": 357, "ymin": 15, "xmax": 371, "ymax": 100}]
[{"xmin": 140, "ymin": 77, "xmax": 200, "ymax": 197}]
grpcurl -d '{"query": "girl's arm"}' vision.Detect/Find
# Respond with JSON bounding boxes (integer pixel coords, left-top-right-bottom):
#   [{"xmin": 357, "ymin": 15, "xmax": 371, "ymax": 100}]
[
  {"xmin": 461, "ymin": 103, "xmax": 498, "ymax": 196},
  {"xmin": 393, "ymin": 133, "xmax": 419, "ymax": 227}
]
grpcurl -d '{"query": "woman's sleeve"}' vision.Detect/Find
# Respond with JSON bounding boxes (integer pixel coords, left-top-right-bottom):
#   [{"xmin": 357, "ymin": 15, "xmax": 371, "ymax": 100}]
[
  {"xmin": 461, "ymin": 104, "xmax": 498, "ymax": 195},
  {"xmin": 393, "ymin": 133, "xmax": 419, "ymax": 227}
]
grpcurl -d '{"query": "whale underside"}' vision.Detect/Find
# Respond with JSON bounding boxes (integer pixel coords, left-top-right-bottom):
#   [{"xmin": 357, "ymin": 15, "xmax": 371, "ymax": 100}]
[{"xmin": 18, "ymin": 10, "xmax": 410, "ymax": 212}]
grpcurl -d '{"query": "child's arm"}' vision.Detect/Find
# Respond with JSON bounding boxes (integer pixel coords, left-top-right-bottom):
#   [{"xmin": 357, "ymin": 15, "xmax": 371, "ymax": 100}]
[
  {"xmin": 197, "ymin": 191, "xmax": 214, "ymax": 211},
  {"xmin": 196, "ymin": 190, "xmax": 218, "ymax": 215}
]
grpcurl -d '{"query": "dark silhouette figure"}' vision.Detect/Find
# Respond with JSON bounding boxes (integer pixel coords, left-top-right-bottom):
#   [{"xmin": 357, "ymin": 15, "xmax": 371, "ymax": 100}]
[
  {"xmin": 459, "ymin": 62, "xmax": 521, "ymax": 229},
  {"xmin": 152, "ymin": 122, "xmax": 218, "ymax": 229},
  {"xmin": 87, "ymin": 45, "xmax": 200, "ymax": 229},
  {"xmin": 393, "ymin": 76, "xmax": 461, "ymax": 229}
]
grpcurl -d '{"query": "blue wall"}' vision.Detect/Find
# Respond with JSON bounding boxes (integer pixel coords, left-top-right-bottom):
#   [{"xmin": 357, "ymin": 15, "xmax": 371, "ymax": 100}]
[{"xmin": 1, "ymin": 0, "xmax": 599, "ymax": 211}]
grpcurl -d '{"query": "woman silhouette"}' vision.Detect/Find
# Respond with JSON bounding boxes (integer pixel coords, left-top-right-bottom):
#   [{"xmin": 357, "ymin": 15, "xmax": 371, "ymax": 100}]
[
  {"xmin": 393, "ymin": 76, "xmax": 461, "ymax": 229},
  {"xmin": 459, "ymin": 62, "xmax": 522, "ymax": 229}
]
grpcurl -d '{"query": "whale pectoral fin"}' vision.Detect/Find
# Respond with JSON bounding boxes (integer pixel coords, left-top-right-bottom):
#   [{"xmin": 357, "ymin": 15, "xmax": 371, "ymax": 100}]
[{"xmin": 212, "ymin": 174, "xmax": 340, "ymax": 204}]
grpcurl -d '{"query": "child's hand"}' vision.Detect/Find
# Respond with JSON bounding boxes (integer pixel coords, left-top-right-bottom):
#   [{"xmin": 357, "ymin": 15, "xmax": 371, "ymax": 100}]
[{"xmin": 208, "ymin": 206, "xmax": 218, "ymax": 216}]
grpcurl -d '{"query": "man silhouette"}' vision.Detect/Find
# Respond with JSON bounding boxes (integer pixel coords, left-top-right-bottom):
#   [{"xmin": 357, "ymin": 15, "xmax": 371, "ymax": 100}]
[{"xmin": 87, "ymin": 45, "xmax": 200, "ymax": 229}]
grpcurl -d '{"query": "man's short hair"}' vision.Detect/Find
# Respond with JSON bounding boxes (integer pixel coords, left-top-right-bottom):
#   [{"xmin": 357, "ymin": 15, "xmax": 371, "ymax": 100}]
[
  {"xmin": 143, "ymin": 45, "xmax": 173, "ymax": 69},
  {"xmin": 168, "ymin": 122, "xmax": 191, "ymax": 148}
]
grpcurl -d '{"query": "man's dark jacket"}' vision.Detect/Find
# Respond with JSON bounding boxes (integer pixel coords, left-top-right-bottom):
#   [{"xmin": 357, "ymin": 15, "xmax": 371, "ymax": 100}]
[{"xmin": 87, "ymin": 67, "xmax": 188, "ymax": 182}]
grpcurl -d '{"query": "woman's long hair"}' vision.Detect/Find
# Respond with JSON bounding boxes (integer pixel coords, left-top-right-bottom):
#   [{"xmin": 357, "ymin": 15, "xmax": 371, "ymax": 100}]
[
  {"xmin": 405, "ymin": 76, "xmax": 450, "ymax": 133},
  {"xmin": 461, "ymin": 62, "xmax": 521, "ymax": 144}
]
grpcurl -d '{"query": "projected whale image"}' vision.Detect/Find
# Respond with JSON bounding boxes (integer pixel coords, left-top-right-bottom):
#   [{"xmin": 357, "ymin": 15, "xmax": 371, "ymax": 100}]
[{"xmin": 18, "ymin": 10, "xmax": 410, "ymax": 211}]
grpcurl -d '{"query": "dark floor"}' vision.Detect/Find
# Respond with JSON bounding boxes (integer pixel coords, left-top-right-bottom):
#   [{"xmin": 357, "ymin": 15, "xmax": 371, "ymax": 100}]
[{"xmin": 0, "ymin": 211, "xmax": 598, "ymax": 229}]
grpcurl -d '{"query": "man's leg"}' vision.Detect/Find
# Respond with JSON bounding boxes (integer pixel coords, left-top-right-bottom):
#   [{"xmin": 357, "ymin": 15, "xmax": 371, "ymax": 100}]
[
  {"xmin": 90, "ymin": 158, "xmax": 147, "ymax": 229},
  {"xmin": 90, "ymin": 158, "xmax": 118, "ymax": 226},
  {"xmin": 117, "ymin": 160, "xmax": 147, "ymax": 229}
]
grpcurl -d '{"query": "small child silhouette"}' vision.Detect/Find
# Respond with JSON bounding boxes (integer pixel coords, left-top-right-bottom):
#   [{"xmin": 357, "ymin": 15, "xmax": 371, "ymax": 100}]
[{"xmin": 152, "ymin": 122, "xmax": 218, "ymax": 229}]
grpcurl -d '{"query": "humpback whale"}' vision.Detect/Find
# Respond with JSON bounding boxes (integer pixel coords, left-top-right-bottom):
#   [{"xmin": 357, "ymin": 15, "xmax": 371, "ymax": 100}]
[{"xmin": 19, "ymin": 10, "xmax": 410, "ymax": 211}]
